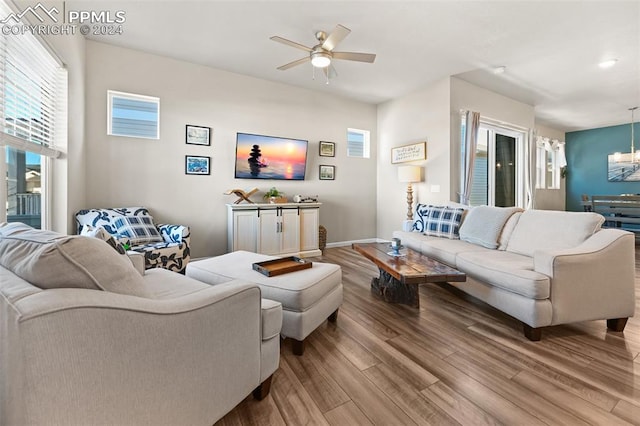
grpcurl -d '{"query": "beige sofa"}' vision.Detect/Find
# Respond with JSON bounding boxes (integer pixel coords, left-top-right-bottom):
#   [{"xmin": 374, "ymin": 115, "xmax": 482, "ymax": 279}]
[
  {"xmin": 394, "ymin": 207, "xmax": 636, "ymax": 340},
  {"xmin": 0, "ymin": 222, "xmax": 281, "ymax": 425}
]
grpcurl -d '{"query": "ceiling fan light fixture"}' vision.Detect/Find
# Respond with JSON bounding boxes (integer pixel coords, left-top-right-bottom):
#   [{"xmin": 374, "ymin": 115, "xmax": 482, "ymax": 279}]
[{"xmin": 311, "ymin": 52, "xmax": 331, "ymax": 68}]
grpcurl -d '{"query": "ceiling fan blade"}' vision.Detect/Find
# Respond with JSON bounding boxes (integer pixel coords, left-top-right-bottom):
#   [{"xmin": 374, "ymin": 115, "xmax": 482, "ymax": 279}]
[
  {"xmin": 277, "ymin": 56, "xmax": 310, "ymax": 71},
  {"xmin": 323, "ymin": 65, "xmax": 338, "ymax": 79},
  {"xmin": 322, "ymin": 24, "xmax": 351, "ymax": 51},
  {"xmin": 332, "ymin": 51, "xmax": 376, "ymax": 63},
  {"xmin": 270, "ymin": 36, "xmax": 312, "ymax": 52}
]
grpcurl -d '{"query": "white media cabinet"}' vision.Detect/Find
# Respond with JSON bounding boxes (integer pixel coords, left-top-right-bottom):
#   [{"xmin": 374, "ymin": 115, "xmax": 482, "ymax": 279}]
[{"xmin": 227, "ymin": 203, "xmax": 322, "ymax": 257}]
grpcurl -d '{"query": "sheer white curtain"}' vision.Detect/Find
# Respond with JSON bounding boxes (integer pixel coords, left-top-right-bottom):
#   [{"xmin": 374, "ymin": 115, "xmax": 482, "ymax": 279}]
[
  {"xmin": 524, "ymin": 129, "xmax": 536, "ymax": 209},
  {"xmin": 459, "ymin": 110, "xmax": 480, "ymax": 205}
]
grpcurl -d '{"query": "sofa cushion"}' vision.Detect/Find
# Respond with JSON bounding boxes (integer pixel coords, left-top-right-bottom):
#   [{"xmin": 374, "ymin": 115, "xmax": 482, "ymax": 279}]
[
  {"xmin": 0, "ymin": 222, "xmax": 148, "ymax": 297},
  {"xmin": 459, "ymin": 206, "xmax": 523, "ymax": 249},
  {"xmin": 413, "ymin": 205, "xmax": 464, "ymax": 239},
  {"xmin": 75, "ymin": 207, "xmax": 152, "ymax": 235},
  {"xmin": 420, "ymin": 238, "xmax": 486, "ymax": 267},
  {"xmin": 456, "ymin": 250, "xmax": 551, "ymax": 299},
  {"xmin": 114, "ymin": 216, "xmax": 163, "ymax": 245},
  {"xmin": 506, "ymin": 210, "xmax": 605, "ymax": 257}
]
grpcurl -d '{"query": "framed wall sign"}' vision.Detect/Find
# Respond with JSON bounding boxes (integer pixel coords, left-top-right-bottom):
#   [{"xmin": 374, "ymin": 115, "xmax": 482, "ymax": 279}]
[
  {"xmin": 186, "ymin": 125, "xmax": 211, "ymax": 146},
  {"xmin": 185, "ymin": 155, "xmax": 210, "ymax": 175},
  {"xmin": 319, "ymin": 165, "xmax": 335, "ymax": 180},
  {"xmin": 391, "ymin": 141, "xmax": 427, "ymax": 164},
  {"xmin": 319, "ymin": 141, "xmax": 335, "ymax": 157}
]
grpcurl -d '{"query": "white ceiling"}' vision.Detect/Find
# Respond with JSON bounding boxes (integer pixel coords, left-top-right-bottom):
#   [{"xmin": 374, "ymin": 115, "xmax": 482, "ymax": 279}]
[{"xmin": 70, "ymin": 0, "xmax": 640, "ymax": 132}]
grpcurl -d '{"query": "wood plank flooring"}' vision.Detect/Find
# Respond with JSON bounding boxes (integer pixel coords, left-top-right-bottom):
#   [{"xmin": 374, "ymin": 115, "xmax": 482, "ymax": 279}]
[{"xmin": 217, "ymin": 246, "xmax": 640, "ymax": 425}]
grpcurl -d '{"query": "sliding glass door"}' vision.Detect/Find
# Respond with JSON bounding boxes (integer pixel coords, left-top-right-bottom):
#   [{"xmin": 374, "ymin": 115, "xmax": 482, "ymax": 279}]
[{"xmin": 469, "ymin": 125, "xmax": 524, "ymax": 208}]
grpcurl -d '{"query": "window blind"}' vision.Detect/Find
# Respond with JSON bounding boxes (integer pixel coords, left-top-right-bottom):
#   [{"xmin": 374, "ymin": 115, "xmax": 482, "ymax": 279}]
[
  {"xmin": 347, "ymin": 128, "xmax": 370, "ymax": 158},
  {"xmin": 0, "ymin": 0, "xmax": 65, "ymax": 158},
  {"xmin": 108, "ymin": 90, "xmax": 160, "ymax": 139}
]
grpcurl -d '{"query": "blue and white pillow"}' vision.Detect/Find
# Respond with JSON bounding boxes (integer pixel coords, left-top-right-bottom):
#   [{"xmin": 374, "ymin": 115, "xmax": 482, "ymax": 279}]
[
  {"xmin": 114, "ymin": 216, "xmax": 163, "ymax": 246},
  {"xmin": 412, "ymin": 204, "xmax": 464, "ymax": 239}
]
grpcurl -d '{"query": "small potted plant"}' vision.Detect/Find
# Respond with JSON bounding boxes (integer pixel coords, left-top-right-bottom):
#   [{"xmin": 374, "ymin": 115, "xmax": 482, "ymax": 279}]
[{"xmin": 263, "ymin": 187, "xmax": 287, "ymax": 204}]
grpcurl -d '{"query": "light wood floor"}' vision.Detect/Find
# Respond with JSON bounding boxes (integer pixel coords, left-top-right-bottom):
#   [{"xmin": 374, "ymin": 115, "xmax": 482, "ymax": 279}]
[{"xmin": 217, "ymin": 246, "xmax": 640, "ymax": 425}]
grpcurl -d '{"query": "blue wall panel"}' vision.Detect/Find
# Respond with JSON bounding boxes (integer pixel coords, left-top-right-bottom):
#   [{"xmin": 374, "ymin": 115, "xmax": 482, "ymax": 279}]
[{"xmin": 566, "ymin": 123, "xmax": 640, "ymax": 212}]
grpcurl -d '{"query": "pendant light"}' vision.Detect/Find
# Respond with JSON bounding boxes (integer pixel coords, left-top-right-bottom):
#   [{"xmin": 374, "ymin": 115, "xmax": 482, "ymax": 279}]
[{"xmin": 631, "ymin": 107, "xmax": 638, "ymax": 162}]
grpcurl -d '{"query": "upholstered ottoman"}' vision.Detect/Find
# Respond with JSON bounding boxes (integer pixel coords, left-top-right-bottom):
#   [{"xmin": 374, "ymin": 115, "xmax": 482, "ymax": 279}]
[{"xmin": 186, "ymin": 251, "xmax": 343, "ymax": 355}]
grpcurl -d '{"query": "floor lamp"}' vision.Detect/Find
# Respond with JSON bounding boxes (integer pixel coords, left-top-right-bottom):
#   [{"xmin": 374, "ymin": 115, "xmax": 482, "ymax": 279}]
[{"xmin": 398, "ymin": 165, "xmax": 422, "ymax": 221}]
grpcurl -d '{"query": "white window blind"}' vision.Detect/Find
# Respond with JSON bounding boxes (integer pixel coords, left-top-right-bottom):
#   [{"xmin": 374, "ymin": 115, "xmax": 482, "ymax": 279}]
[
  {"xmin": 347, "ymin": 128, "xmax": 370, "ymax": 158},
  {"xmin": 108, "ymin": 90, "xmax": 160, "ymax": 139},
  {"xmin": 0, "ymin": 0, "xmax": 65, "ymax": 158}
]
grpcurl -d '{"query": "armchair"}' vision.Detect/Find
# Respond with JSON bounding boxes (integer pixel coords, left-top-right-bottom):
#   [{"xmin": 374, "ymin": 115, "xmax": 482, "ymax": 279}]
[
  {"xmin": 0, "ymin": 222, "xmax": 281, "ymax": 425},
  {"xmin": 76, "ymin": 207, "xmax": 190, "ymax": 273}
]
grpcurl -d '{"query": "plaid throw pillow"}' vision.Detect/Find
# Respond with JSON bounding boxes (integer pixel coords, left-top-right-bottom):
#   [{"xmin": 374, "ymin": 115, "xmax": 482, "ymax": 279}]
[
  {"xmin": 413, "ymin": 205, "xmax": 463, "ymax": 239},
  {"xmin": 114, "ymin": 216, "xmax": 163, "ymax": 246}
]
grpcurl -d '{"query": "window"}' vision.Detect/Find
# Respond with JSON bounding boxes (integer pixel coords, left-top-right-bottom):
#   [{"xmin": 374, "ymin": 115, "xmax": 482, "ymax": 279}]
[
  {"xmin": 535, "ymin": 137, "xmax": 563, "ymax": 190},
  {"xmin": 347, "ymin": 128, "xmax": 370, "ymax": 158},
  {"xmin": 108, "ymin": 90, "xmax": 160, "ymax": 139},
  {"xmin": 465, "ymin": 120, "xmax": 526, "ymax": 208},
  {"xmin": 0, "ymin": 0, "xmax": 66, "ymax": 229}
]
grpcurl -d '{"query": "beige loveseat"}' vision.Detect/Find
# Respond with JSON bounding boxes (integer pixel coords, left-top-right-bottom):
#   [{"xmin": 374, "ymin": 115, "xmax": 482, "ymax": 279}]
[
  {"xmin": 0, "ymin": 222, "xmax": 281, "ymax": 425},
  {"xmin": 394, "ymin": 206, "xmax": 636, "ymax": 340}
]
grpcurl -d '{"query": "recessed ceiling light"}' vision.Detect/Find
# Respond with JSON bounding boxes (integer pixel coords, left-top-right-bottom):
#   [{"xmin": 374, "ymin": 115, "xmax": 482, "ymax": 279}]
[
  {"xmin": 599, "ymin": 59, "xmax": 618, "ymax": 68},
  {"xmin": 493, "ymin": 66, "xmax": 506, "ymax": 74}
]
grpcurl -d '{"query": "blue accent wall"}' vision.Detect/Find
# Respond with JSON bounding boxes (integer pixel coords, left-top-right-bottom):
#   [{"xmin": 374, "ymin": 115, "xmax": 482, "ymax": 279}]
[{"xmin": 566, "ymin": 123, "xmax": 640, "ymax": 211}]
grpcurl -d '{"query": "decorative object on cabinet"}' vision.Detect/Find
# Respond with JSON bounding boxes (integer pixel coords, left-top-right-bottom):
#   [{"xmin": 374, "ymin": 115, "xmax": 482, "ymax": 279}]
[
  {"xmin": 293, "ymin": 194, "xmax": 319, "ymax": 203},
  {"xmin": 185, "ymin": 125, "xmax": 211, "ymax": 146},
  {"xmin": 391, "ymin": 141, "xmax": 427, "ymax": 164},
  {"xmin": 319, "ymin": 165, "xmax": 335, "ymax": 180},
  {"xmin": 224, "ymin": 187, "xmax": 258, "ymax": 204},
  {"xmin": 319, "ymin": 141, "xmax": 335, "ymax": 157},
  {"xmin": 263, "ymin": 187, "xmax": 287, "ymax": 203},
  {"xmin": 227, "ymin": 203, "xmax": 322, "ymax": 257},
  {"xmin": 185, "ymin": 155, "xmax": 210, "ymax": 175},
  {"xmin": 398, "ymin": 165, "xmax": 422, "ymax": 221}
]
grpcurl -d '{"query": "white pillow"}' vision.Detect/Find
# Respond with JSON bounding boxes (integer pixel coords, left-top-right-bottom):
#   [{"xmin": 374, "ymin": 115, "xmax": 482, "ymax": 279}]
[{"xmin": 459, "ymin": 206, "xmax": 523, "ymax": 249}]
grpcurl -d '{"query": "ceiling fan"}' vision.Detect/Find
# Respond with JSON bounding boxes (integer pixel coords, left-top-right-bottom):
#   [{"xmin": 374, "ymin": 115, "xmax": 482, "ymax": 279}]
[{"xmin": 270, "ymin": 24, "xmax": 376, "ymax": 81}]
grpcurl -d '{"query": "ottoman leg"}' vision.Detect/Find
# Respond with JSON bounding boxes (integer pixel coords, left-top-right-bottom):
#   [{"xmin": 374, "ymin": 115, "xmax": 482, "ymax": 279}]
[
  {"xmin": 292, "ymin": 339, "xmax": 305, "ymax": 356},
  {"xmin": 328, "ymin": 308, "xmax": 339, "ymax": 323}
]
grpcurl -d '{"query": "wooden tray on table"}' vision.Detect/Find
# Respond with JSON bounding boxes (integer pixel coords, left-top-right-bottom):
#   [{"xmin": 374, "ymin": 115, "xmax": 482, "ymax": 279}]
[{"xmin": 252, "ymin": 256, "xmax": 312, "ymax": 277}]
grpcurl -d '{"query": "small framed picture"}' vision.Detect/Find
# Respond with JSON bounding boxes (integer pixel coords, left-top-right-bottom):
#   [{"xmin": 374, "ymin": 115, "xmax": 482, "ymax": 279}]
[
  {"xmin": 319, "ymin": 141, "xmax": 335, "ymax": 157},
  {"xmin": 185, "ymin": 125, "xmax": 211, "ymax": 146},
  {"xmin": 185, "ymin": 155, "xmax": 210, "ymax": 175},
  {"xmin": 319, "ymin": 165, "xmax": 335, "ymax": 180}
]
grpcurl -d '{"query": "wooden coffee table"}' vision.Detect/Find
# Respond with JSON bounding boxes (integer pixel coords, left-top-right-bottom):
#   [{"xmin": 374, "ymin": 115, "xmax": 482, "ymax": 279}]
[{"xmin": 352, "ymin": 242, "xmax": 466, "ymax": 308}]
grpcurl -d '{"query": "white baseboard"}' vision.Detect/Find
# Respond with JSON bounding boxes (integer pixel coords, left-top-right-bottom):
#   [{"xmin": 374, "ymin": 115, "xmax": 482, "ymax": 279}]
[{"xmin": 325, "ymin": 237, "xmax": 387, "ymax": 249}]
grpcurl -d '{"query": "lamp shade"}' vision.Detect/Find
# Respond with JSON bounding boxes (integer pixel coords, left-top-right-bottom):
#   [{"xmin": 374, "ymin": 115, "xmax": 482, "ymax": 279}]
[{"xmin": 398, "ymin": 165, "xmax": 421, "ymax": 183}]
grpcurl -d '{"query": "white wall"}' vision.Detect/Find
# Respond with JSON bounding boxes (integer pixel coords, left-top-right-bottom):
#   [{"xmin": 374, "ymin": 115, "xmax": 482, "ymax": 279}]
[
  {"xmin": 533, "ymin": 123, "xmax": 566, "ymax": 210},
  {"xmin": 84, "ymin": 41, "xmax": 377, "ymax": 257},
  {"xmin": 376, "ymin": 78, "xmax": 451, "ymax": 240}
]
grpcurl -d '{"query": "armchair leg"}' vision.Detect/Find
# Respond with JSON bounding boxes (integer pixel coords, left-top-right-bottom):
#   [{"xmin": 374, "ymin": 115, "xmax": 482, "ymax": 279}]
[
  {"xmin": 523, "ymin": 324, "xmax": 542, "ymax": 341},
  {"xmin": 328, "ymin": 308, "xmax": 339, "ymax": 323},
  {"xmin": 607, "ymin": 318, "xmax": 628, "ymax": 332},
  {"xmin": 252, "ymin": 375, "xmax": 273, "ymax": 400}
]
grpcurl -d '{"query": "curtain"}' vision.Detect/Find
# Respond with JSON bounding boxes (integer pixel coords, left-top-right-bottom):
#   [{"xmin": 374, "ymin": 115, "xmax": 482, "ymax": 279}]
[
  {"xmin": 524, "ymin": 129, "xmax": 536, "ymax": 209},
  {"xmin": 459, "ymin": 110, "xmax": 480, "ymax": 205}
]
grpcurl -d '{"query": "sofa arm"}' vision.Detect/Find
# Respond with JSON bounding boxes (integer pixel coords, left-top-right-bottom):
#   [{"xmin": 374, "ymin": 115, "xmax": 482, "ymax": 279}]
[
  {"xmin": 8, "ymin": 281, "xmax": 263, "ymax": 425},
  {"xmin": 158, "ymin": 224, "xmax": 190, "ymax": 246},
  {"xmin": 533, "ymin": 229, "xmax": 635, "ymax": 325}
]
